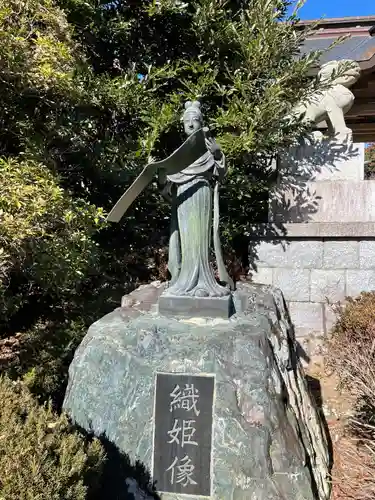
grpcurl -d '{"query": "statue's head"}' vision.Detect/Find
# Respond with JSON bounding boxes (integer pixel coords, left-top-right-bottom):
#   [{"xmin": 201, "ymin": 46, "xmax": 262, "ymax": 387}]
[
  {"xmin": 318, "ymin": 59, "xmax": 361, "ymax": 89},
  {"xmin": 182, "ymin": 101, "xmax": 203, "ymax": 136}
]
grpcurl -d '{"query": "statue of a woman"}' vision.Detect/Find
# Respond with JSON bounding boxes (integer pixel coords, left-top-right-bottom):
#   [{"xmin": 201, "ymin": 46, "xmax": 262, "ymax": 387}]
[
  {"xmin": 107, "ymin": 100, "xmax": 233, "ymax": 299},
  {"xmin": 161, "ymin": 101, "xmax": 233, "ymax": 297}
]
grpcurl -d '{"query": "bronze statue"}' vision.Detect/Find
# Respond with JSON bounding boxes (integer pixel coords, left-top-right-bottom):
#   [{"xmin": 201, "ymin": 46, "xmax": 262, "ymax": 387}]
[{"xmin": 107, "ymin": 101, "xmax": 233, "ymax": 298}]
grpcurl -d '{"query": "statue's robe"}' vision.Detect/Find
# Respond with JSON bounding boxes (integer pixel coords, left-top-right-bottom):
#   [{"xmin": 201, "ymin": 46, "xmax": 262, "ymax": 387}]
[
  {"xmin": 106, "ymin": 127, "xmax": 233, "ymax": 297},
  {"xmin": 166, "ymin": 149, "xmax": 233, "ymax": 297}
]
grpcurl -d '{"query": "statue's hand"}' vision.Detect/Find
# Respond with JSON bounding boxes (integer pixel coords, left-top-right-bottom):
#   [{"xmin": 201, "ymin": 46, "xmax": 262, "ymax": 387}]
[
  {"xmin": 160, "ymin": 179, "xmax": 173, "ymax": 203},
  {"xmin": 205, "ymin": 136, "xmax": 222, "ymax": 160},
  {"xmin": 158, "ymin": 169, "xmax": 167, "ymax": 186}
]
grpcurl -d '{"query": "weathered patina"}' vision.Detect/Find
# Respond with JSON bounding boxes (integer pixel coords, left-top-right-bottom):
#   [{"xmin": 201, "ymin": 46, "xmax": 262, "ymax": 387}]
[{"xmin": 108, "ymin": 101, "xmax": 233, "ymax": 302}]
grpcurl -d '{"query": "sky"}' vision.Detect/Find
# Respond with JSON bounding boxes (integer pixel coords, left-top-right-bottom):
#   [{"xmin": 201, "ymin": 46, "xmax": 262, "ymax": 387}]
[{"xmin": 292, "ymin": 0, "xmax": 374, "ymax": 20}]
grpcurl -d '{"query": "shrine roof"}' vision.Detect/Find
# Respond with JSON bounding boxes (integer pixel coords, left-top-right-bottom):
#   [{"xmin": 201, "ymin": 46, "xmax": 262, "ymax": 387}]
[
  {"xmin": 296, "ymin": 17, "xmax": 375, "ymax": 140},
  {"xmin": 298, "ymin": 16, "xmax": 375, "ymax": 70}
]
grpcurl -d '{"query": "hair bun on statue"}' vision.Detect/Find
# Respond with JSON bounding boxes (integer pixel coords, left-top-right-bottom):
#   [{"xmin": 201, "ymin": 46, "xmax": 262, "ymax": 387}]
[
  {"xmin": 184, "ymin": 100, "xmax": 201, "ymax": 110},
  {"xmin": 182, "ymin": 99, "xmax": 203, "ymax": 121}
]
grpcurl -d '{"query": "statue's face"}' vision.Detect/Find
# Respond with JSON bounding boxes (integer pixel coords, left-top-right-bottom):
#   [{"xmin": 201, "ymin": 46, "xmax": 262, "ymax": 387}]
[
  {"xmin": 319, "ymin": 61, "xmax": 361, "ymax": 89},
  {"xmin": 335, "ymin": 70, "xmax": 360, "ymax": 88},
  {"xmin": 183, "ymin": 113, "xmax": 202, "ymax": 136}
]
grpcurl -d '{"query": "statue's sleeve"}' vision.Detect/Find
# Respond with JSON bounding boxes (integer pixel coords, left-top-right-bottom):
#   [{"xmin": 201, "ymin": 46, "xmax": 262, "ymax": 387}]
[
  {"xmin": 107, "ymin": 128, "xmax": 207, "ymax": 223},
  {"xmin": 214, "ymin": 152, "xmax": 227, "ymax": 181}
]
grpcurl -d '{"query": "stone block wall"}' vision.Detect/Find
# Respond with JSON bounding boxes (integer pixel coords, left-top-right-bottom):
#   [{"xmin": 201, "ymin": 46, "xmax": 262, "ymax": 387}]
[
  {"xmin": 249, "ymin": 138, "xmax": 375, "ymax": 340},
  {"xmin": 251, "ymin": 237, "xmax": 375, "ymax": 338}
]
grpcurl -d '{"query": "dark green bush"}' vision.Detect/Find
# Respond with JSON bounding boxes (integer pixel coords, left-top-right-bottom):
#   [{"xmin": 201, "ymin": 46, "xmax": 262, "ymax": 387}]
[
  {"xmin": 0, "ymin": 376, "xmax": 105, "ymax": 499},
  {"xmin": 0, "ymin": 158, "xmax": 104, "ymax": 323}
]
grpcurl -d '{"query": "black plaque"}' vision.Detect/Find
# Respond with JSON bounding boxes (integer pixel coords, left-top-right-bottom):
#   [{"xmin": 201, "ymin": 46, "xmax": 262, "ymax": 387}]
[{"xmin": 152, "ymin": 373, "xmax": 215, "ymax": 497}]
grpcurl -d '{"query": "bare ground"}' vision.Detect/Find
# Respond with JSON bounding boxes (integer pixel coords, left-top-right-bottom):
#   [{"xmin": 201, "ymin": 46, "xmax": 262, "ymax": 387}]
[{"xmin": 306, "ymin": 355, "xmax": 367, "ymax": 500}]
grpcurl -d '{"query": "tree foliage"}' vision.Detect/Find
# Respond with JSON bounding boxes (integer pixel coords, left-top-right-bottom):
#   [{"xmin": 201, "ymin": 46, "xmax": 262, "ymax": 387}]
[
  {"xmin": 0, "ymin": 0, "xmax": 77, "ymax": 89},
  {"xmin": 365, "ymin": 143, "xmax": 375, "ymax": 179},
  {"xmin": 54, "ymin": 0, "xmax": 322, "ymax": 240},
  {"xmin": 0, "ymin": 0, "xmax": 324, "ymax": 401},
  {"xmin": 0, "ymin": 158, "xmax": 103, "ymax": 322}
]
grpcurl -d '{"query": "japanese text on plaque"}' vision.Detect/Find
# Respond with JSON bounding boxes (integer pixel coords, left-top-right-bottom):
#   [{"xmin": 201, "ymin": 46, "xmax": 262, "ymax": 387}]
[
  {"xmin": 153, "ymin": 373, "xmax": 214, "ymax": 496},
  {"xmin": 166, "ymin": 383, "xmax": 200, "ymax": 486}
]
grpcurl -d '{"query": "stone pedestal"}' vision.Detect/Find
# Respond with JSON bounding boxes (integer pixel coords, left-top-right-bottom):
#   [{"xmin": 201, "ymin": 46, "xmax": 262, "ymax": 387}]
[
  {"xmin": 63, "ymin": 282, "xmax": 330, "ymax": 500},
  {"xmin": 250, "ymin": 137, "xmax": 372, "ymax": 341},
  {"xmin": 158, "ymin": 293, "xmax": 233, "ymax": 319},
  {"xmin": 271, "ymin": 138, "xmax": 365, "ymax": 225}
]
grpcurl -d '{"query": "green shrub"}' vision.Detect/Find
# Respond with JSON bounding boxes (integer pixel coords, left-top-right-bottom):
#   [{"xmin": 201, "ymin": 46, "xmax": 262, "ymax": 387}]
[
  {"xmin": 0, "ymin": 375, "xmax": 105, "ymax": 499},
  {"xmin": 0, "ymin": 0, "xmax": 78, "ymax": 91},
  {"xmin": 6, "ymin": 319, "xmax": 87, "ymax": 403},
  {"xmin": 0, "ymin": 158, "xmax": 104, "ymax": 322}
]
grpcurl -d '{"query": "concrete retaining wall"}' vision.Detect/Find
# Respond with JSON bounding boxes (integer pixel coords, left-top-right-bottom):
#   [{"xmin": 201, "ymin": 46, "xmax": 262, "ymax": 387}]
[
  {"xmin": 252, "ymin": 236, "xmax": 375, "ymax": 337},
  {"xmin": 251, "ymin": 140, "xmax": 375, "ymax": 339}
]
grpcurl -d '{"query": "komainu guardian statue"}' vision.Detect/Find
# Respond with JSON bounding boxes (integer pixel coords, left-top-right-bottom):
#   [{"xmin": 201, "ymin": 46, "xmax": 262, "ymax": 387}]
[{"xmin": 294, "ymin": 59, "xmax": 361, "ymax": 142}]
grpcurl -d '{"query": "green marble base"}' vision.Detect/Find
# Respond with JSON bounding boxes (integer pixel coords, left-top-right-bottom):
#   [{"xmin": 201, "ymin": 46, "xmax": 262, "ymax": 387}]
[{"xmin": 63, "ymin": 282, "xmax": 331, "ymax": 500}]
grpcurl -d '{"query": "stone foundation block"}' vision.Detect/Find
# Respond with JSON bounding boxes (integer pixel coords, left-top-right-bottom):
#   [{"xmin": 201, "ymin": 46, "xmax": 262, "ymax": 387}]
[
  {"xmin": 346, "ymin": 270, "xmax": 375, "ymax": 296},
  {"xmin": 273, "ymin": 268, "xmax": 310, "ymax": 301},
  {"xmin": 310, "ymin": 270, "xmax": 346, "ymax": 302},
  {"xmin": 256, "ymin": 241, "xmax": 323, "ymax": 269},
  {"xmin": 251, "ymin": 267, "xmax": 273, "ymax": 285},
  {"xmin": 158, "ymin": 293, "xmax": 233, "ymax": 319},
  {"xmin": 324, "ymin": 304, "xmax": 339, "ymax": 333},
  {"xmin": 323, "ymin": 241, "xmax": 359, "ymax": 269},
  {"xmin": 288, "ymin": 302, "xmax": 324, "ymax": 337},
  {"xmin": 359, "ymin": 241, "xmax": 375, "ymax": 269}
]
